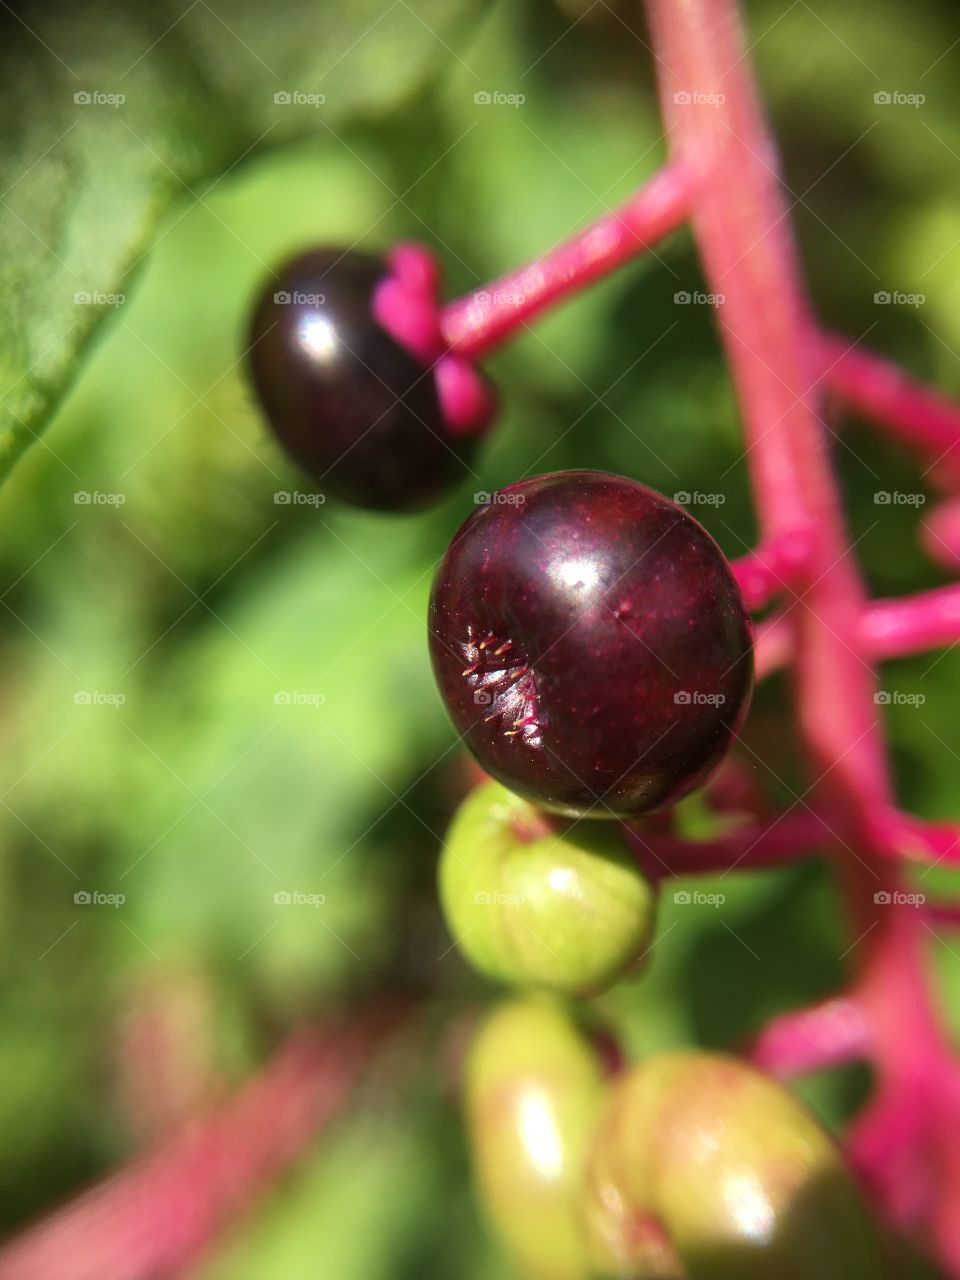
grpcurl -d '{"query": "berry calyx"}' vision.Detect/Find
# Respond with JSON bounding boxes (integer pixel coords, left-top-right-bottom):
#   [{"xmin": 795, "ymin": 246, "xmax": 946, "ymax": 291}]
[
  {"xmin": 440, "ymin": 780, "xmax": 657, "ymax": 996},
  {"xmin": 428, "ymin": 471, "xmax": 754, "ymax": 817},
  {"xmin": 247, "ymin": 247, "xmax": 485, "ymax": 511},
  {"xmin": 465, "ymin": 998, "xmax": 605, "ymax": 1280},
  {"xmin": 583, "ymin": 1052, "xmax": 888, "ymax": 1279}
]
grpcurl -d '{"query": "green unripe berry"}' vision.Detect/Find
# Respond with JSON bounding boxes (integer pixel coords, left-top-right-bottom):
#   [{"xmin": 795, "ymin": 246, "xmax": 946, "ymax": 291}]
[
  {"xmin": 440, "ymin": 781, "xmax": 657, "ymax": 996},
  {"xmin": 465, "ymin": 998, "xmax": 606, "ymax": 1280},
  {"xmin": 583, "ymin": 1052, "xmax": 889, "ymax": 1279}
]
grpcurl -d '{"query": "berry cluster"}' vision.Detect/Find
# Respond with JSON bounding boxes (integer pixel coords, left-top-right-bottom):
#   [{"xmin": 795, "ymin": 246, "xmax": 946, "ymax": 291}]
[
  {"xmin": 239, "ymin": 3, "xmax": 960, "ymax": 1255},
  {"xmin": 468, "ymin": 1000, "xmax": 886, "ymax": 1280}
]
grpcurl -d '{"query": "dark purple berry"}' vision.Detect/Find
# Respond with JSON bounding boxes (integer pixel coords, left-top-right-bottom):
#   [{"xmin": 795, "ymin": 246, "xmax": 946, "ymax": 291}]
[
  {"xmin": 428, "ymin": 471, "xmax": 754, "ymax": 818},
  {"xmin": 247, "ymin": 248, "xmax": 475, "ymax": 511}
]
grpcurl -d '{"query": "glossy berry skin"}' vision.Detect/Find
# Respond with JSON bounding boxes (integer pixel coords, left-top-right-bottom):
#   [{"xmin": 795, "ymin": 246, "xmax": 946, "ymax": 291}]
[
  {"xmin": 428, "ymin": 471, "xmax": 753, "ymax": 818},
  {"xmin": 247, "ymin": 248, "xmax": 475, "ymax": 511},
  {"xmin": 584, "ymin": 1053, "xmax": 888, "ymax": 1279},
  {"xmin": 466, "ymin": 999, "xmax": 605, "ymax": 1280}
]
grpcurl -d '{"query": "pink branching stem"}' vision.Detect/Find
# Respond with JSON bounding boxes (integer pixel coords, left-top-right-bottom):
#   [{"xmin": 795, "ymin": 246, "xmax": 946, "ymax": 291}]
[
  {"xmin": 627, "ymin": 807, "xmax": 835, "ymax": 879},
  {"xmin": 822, "ymin": 332, "xmax": 960, "ymax": 487},
  {"xmin": 890, "ymin": 814, "xmax": 960, "ymax": 866},
  {"xmin": 0, "ymin": 1007, "xmax": 404, "ymax": 1280},
  {"xmin": 860, "ymin": 583, "xmax": 960, "ymax": 657},
  {"xmin": 730, "ymin": 534, "xmax": 813, "ymax": 609},
  {"xmin": 756, "ymin": 583, "xmax": 960, "ymax": 678},
  {"xmin": 643, "ymin": 0, "xmax": 958, "ymax": 1264},
  {"xmin": 749, "ymin": 995, "xmax": 871, "ymax": 1080},
  {"xmin": 439, "ymin": 164, "xmax": 693, "ymax": 359}
]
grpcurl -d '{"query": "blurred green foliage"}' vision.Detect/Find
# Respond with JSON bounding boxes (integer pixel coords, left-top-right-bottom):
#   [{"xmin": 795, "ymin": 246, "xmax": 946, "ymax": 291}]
[{"xmin": 0, "ymin": 0, "xmax": 958, "ymax": 1275}]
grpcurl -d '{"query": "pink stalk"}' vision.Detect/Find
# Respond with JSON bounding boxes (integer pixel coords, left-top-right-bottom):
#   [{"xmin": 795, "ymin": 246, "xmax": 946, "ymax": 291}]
[
  {"xmin": 861, "ymin": 583, "xmax": 960, "ymax": 658},
  {"xmin": 755, "ymin": 584, "xmax": 960, "ymax": 678},
  {"xmin": 749, "ymin": 996, "xmax": 871, "ymax": 1079},
  {"xmin": 731, "ymin": 534, "xmax": 813, "ymax": 609},
  {"xmin": 822, "ymin": 332, "xmax": 960, "ymax": 486},
  {"xmin": 643, "ymin": 0, "xmax": 957, "ymax": 1263},
  {"xmin": 0, "ymin": 1008, "xmax": 403, "ymax": 1280},
  {"xmin": 891, "ymin": 814, "xmax": 960, "ymax": 866},
  {"xmin": 627, "ymin": 808, "xmax": 835, "ymax": 878},
  {"xmin": 439, "ymin": 164, "xmax": 693, "ymax": 359}
]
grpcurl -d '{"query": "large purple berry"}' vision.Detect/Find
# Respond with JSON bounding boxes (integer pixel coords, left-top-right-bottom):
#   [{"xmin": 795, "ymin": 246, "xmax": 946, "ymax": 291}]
[
  {"xmin": 428, "ymin": 471, "xmax": 753, "ymax": 818},
  {"xmin": 247, "ymin": 248, "xmax": 476, "ymax": 511}
]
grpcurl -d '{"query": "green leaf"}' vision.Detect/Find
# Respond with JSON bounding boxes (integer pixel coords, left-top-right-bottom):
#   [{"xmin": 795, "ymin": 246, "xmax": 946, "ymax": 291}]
[{"xmin": 0, "ymin": 0, "xmax": 484, "ymax": 485}]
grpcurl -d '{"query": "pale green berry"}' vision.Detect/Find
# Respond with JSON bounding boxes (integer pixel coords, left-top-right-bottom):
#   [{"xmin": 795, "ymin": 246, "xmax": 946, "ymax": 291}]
[
  {"xmin": 583, "ymin": 1052, "xmax": 889, "ymax": 1279},
  {"xmin": 466, "ymin": 998, "xmax": 606, "ymax": 1280},
  {"xmin": 440, "ymin": 780, "xmax": 657, "ymax": 996}
]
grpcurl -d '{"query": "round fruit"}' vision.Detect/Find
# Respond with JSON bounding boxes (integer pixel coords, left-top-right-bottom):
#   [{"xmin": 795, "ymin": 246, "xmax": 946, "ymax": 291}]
[
  {"xmin": 247, "ymin": 247, "xmax": 476, "ymax": 511},
  {"xmin": 465, "ymin": 998, "xmax": 605, "ymax": 1280},
  {"xmin": 428, "ymin": 471, "xmax": 753, "ymax": 817},
  {"xmin": 583, "ymin": 1052, "xmax": 888, "ymax": 1279},
  {"xmin": 440, "ymin": 780, "xmax": 656, "ymax": 996}
]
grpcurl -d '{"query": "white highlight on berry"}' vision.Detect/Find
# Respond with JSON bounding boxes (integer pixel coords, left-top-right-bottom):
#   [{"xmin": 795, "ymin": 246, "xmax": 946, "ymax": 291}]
[
  {"xmin": 721, "ymin": 1169, "xmax": 776, "ymax": 1243},
  {"xmin": 298, "ymin": 314, "xmax": 338, "ymax": 362},
  {"xmin": 517, "ymin": 1088, "xmax": 564, "ymax": 1182}
]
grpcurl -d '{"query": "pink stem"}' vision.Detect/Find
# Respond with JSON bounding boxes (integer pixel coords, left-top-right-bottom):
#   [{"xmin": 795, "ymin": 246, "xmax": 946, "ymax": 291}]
[
  {"xmin": 749, "ymin": 996, "xmax": 871, "ymax": 1079},
  {"xmin": 757, "ymin": 584, "xmax": 960, "ymax": 676},
  {"xmin": 0, "ymin": 1008, "xmax": 403, "ymax": 1280},
  {"xmin": 644, "ymin": 0, "xmax": 956, "ymax": 1261},
  {"xmin": 731, "ymin": 534, "xmax": 813, "ymax": 609},
  {"xmin": 890, "ymin": 814, "xmax": 960, "ymax": 867},
  {"xmin": 439, "ymin": 164, "xmax": 693, "ymax": 359},
  {"xmin": 753, "ymin": 613, "xmax": 793, "ymax": 679},
  {"xmin": 822, "ymin": 332, "xmax": 960, "ymax": 487},
  {"xmin": 861, "ymin": 583, "xmax": 960, "ymax": 657},
  {"xmin": 627, "ymin": 808, "xmax": 835, "ymax": 878}
]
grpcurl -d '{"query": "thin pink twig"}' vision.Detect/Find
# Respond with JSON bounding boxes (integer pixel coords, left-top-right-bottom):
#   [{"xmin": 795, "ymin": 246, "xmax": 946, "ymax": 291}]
[
  {"xmin": 0, "ymin": 1007, "xmax": 404, "ymax": 1280},
  {"xmin": 755, "ymin": 584, "xmax": 960, "ymax": 678},
  {"xmin": 627, "ymin": 808, "xmax": 835, "ymax": 878},
  {"xmin": 749, "ymin": 995, "xmax": 871, "ymax": 1079},
  {"xmin": 822, "ymin": 332, "xmax": 960, "ymax": 487},
  {"xmin": 440, "ymin": 164, "xmax": 693, "ymax": 359}
]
